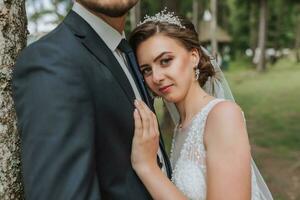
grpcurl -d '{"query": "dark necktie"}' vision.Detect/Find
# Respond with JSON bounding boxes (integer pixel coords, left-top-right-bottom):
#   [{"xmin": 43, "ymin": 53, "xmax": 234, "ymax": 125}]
[{"xmin": 117, "ymin": 39, "xmax": 152, "ymax": 107}]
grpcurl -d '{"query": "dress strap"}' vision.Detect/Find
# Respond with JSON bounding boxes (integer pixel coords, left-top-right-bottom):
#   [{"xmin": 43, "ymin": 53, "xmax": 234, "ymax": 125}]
[
  {"xmin": 187, "ymin": 98, "xmax": 226, "ymax": 146},
  {"xmin": 201, "ymin": 98, "xmax": 226, "ymax": 119}
]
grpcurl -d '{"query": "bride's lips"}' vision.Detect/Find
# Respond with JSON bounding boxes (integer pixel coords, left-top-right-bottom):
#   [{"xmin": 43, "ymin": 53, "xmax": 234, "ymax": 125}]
[{"xmin": 159, "ymin": 84, "xmax": 173, "ymax": 93}]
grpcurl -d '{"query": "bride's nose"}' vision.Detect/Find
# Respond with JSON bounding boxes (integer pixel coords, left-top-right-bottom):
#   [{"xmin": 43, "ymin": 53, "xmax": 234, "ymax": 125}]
[{"xmin": 152, "ymin": 67, "xmax": 165, "ymax": 84}]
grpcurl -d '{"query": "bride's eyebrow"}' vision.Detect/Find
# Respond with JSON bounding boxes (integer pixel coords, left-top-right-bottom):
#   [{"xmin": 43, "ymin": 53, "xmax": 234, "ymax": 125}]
[
  {"xmin": 140, "ymin": 52, "xmax": 173, "ymax": 69},
  {"xmin": 153, "ymin": 51, "xmax": 172, "ymax": 62}
]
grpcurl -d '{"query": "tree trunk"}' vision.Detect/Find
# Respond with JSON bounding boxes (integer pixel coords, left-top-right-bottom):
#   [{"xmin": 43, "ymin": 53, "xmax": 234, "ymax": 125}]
[
  {"xmin": 210, "ymin": 0, "xmax": 218, "ymax": 56},
  {"xmin": 130, "ymin": 1, "xmax": 141, "ymax": 30},
  {"xmin": 192, "ymin": 0, "xmax": 199, "ymax": 32},
  {"xmin": 295, "ymin": 5, "xmax": 300, "ymax": 63},
  {"xmin": 0, "ymin": 0, "xmax": 27, "ymax": 199},
  {"xmin": 257, "ymin": 0, "xmax": 267, "ymax": 72},
  {"xmin": 249, "ymin": 1, "xmax": 258, "ymax": 52}
]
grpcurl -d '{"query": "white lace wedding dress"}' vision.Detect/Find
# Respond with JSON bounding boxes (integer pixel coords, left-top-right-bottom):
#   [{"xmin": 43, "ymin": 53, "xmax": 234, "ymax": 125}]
[{"xmin": 170, "ymin": 98, "xmax": 263, "ymax": 200}]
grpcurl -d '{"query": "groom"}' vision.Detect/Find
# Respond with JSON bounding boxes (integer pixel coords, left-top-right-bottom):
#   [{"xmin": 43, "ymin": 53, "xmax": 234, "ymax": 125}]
[{"xmin": 12, "ymin": 0, "xmax": 171, "ymax": 199}]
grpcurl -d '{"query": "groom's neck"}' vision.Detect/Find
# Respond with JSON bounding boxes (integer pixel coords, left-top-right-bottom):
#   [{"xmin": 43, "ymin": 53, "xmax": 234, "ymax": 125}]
[
  {"xmin": 96, "ymin": 13, "xmax": 126, "ymax": 34},
  {"xmin": 76, "ymin": 1, "xmax": 126, "ymax": 34}
]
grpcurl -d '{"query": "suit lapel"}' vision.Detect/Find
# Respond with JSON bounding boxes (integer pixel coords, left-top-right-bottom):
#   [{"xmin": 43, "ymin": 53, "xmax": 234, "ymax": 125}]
[{"xmin": 63, "ymin": 11, "xmax": 135, "ymax": 103}]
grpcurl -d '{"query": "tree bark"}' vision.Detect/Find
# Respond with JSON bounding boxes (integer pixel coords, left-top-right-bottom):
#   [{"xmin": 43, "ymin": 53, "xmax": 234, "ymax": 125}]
[
  {"xmin": 0, "ymin": 0, "xmax": 27, "ymax": 199},
  {"xmin": 257, "ymin": 0, "xmax": 267, "ymax": 72},
  {"xmin": 210, "ymin": 0, "xmax": 218, "ymax": 56}
]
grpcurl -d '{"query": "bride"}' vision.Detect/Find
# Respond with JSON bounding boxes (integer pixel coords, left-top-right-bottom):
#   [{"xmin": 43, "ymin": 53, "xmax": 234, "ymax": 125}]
[{"xmin": 128, "ymin": 10, "xmax": 273, "ymax": 200}]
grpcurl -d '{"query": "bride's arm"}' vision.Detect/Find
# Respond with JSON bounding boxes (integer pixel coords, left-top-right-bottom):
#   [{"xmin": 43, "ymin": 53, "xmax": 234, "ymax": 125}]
[
  {"xmin": 132, "ymin": 100, "xmax": 187, "ymax": 200},
  {"xmin": 204, "ymin": 101, "xmax": 252, "ymax": 200}
]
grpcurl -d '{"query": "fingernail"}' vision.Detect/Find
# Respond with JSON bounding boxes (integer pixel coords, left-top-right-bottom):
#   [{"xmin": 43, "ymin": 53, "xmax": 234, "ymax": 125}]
[{"xmin": 134, "ymin": 99, "xmax": 139, "ymax": 105}]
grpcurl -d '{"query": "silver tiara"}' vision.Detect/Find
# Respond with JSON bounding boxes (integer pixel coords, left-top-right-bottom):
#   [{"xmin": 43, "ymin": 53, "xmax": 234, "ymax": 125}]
[{"xmin": 137, "ymin": 8, "xmax": 186, "ymax": 29}]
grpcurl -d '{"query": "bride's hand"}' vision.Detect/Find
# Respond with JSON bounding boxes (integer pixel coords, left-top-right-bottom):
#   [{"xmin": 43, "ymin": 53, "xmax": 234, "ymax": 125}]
[{"xmin": 131, "ymin": 99, "xmax": 160, "ymax": 173}]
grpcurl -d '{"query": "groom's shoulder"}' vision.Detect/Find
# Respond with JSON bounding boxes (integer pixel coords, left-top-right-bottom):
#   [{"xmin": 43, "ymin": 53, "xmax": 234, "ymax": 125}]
[
  {"xmin": 16, "ymin": 23, "xmax": 82, "ymax": 66},
  {"xmin": 26, "ymin": 22, "xmax": 78, "ymax": 54}
]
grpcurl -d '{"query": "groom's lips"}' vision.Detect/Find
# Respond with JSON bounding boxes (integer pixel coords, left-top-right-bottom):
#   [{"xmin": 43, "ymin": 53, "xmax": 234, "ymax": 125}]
[{"xmin": 159, "ymin": 84, "xmax": 173, "ymax": 93}]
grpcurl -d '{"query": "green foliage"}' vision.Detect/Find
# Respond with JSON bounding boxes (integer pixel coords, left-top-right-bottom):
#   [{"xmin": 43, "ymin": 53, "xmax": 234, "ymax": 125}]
[
  {"xmin": 26, "ymin": 0, "xmax": 300, "ymax": 60},
  {"xmin": 217, "ymin": 0, "xmax": 231, "ymax": 29},
  {"xmin": 140, "ymin": 0, "xmax": 162, "ymax": 16},
  {"xmin": 267, "ymin": 0, "xmax": 297, "ymax": 48},
  {"xmin": 228, "ymin": 0, "xmax": 252, "ymax": 52},
  {"xmin": 228, "ymin": 0, "xmax": 299, "ymax": 53},
  {"xmin": 178, "ymin": 0, "xmax": 193, "ymax": 18}
]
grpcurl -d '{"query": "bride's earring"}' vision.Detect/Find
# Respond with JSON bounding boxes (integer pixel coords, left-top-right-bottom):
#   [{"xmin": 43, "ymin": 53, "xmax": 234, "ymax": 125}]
[{"xmin": 194, "ymin": 67, "xmax": 200, "ymax": 80}]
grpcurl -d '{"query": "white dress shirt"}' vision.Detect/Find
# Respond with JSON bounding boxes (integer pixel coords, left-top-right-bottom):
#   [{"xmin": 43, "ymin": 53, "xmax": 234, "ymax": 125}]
[{"xmin": 72, "ymin": 2, "xmax": 167, "ymax": 175}]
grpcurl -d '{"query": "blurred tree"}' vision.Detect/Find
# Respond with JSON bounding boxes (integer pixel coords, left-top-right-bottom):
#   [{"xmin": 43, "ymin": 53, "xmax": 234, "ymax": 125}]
[
  {"xmin": 257, "ymin": 0, "xmax": 267, "ymax": 71},
  {"xmin": 180, "ymin": 0, "xmax": 208, "ymax": 20},
  {"xmin": 268, "ymin": 0, "xmax": 295, "ymax": 49},
  {"xmin": 161, "ymin": 0, "xmax": 179, "ymax": 13},
  {"xmin": 130, "ymin": 1, "xmax": 141, "ymax": 30},
  {"xmin": 293, "ymin": 2, "xmax": 300, "ymax": 62},
  {"xmin": 0, "ymin": 0, "xmax": 27, "ymax": 199},
  {"xmin": 140, "ymin": 0, "xmax": 161, "ymax": 16},
  {"xmin": 27, "ymin": 0, "xmax": 72, "ymax": 33},
  {"xmin": 229, "ymin": 0, "xmax": 299, "ymax": 58},
  {"xmin": 27, "ymin": 0, "xmax": 45, "ymax": 33},
  {"xmin": 217, "ymin": 0, "xmax": 230, "ymax": 30},
  {"xmin": 210, "ymin": 0, "xmax": 218, "ymax": 55},
  {"xmin": 228, "ymin": 0, "xmax": 252, "ymax": 55},
  {"xmin": 249, "ymin": 1, "xmax": 258, "ymax": 51},
  {"xmin": 296, "ymin": 8, "xmax": 300, "ymax": 63},
  {"xmin": 192, "ymin": 0, "xmax": 199, "ymax": 31},
  {"xmin": 25, "ymin": 0, "xmax": 299, "ymax": 61},
  {"xmin": 49, "ymin": 0, "xmax": 73, "ymax": 24}
]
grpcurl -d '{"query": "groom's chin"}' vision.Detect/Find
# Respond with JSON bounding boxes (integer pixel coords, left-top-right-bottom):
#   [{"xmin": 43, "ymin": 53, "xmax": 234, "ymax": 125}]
[{"xmin": 78, "ymin": 0, "xmax": 138, "ymax": 17}]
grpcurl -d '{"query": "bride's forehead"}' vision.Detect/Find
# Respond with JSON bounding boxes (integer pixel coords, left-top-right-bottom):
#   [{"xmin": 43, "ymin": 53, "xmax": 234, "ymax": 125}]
[
  {"xmin": 147, "ymin": 34, "xmax": 181, "ymax": 45},
  {"xmin": 136, "ymin": 34, "xmax": 187, "ymax": 62},
  {"xmin": 138, "ymin": 35, "xmax": 185, "ymax": 54}
]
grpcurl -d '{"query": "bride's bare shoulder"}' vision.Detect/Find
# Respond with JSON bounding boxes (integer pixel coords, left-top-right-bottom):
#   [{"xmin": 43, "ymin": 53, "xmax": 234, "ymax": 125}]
[
  {"xmin": 209, "ymin": 100, "xmax": 243, "ymax": 120},
  {"xmin": 204, "ymin": 100, "xmax": 249, "ymax": 148}
]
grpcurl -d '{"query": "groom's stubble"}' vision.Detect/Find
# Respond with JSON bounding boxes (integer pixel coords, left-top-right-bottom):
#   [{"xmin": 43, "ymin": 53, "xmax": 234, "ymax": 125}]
[{"xmin": 76, "ymin": 0, "xmax": 138, "ymax": 17}]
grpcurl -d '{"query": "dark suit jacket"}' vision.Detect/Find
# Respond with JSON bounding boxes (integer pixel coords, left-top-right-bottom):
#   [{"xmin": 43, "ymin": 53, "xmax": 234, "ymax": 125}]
[{"xmin": 12, "ymin": 11, "xmax": 171, "ymax": 200}]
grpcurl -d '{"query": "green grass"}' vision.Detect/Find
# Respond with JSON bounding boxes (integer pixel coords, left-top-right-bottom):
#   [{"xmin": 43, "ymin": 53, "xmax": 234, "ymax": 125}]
[
  {"xmin": 225, "ymin": 57, "xmax": 300, "ymax": 155},
  {"xmin": 223, "ymin": 57, "xmax": 300, "ymax": 199}
]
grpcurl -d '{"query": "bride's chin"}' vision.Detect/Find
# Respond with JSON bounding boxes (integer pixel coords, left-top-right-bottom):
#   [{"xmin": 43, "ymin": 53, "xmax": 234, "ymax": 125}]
[{"xmin": 162, "ymin": 95, "xmax": 180, "ymax": 104}]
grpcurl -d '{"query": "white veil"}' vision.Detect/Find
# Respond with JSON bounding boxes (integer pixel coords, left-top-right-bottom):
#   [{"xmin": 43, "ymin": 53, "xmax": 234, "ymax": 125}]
[{"xmin": 164, "ymin": 46, "xmax": 273, "ymax": 200}]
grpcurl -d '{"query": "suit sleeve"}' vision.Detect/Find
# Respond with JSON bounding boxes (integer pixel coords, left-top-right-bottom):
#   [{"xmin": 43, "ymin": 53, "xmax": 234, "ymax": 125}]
[{"xmin": 12, "ymin": 44, "xmax": 101, "ymax": 200}]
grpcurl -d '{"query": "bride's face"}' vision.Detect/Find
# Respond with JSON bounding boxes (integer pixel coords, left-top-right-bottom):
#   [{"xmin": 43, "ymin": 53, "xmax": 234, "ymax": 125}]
[{"xmin": 136, "ymin": 34, "xmax": 199, "ymax": 103}]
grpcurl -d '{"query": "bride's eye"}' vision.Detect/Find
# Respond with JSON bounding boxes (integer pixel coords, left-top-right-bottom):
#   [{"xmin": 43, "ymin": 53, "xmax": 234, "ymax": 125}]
[
  {"xmin": 141, "ymin": 67, "xmax": 152, "ymax": 77},
  {"xmin": 160, "ymin": 58, "xmax": 172, "ymax": 66}
]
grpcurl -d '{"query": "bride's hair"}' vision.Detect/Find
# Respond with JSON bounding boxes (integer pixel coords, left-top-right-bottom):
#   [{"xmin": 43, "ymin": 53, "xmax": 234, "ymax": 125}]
[{"xmin": 129, "ymin": 18, "xmax": 215, "ymax": 87}]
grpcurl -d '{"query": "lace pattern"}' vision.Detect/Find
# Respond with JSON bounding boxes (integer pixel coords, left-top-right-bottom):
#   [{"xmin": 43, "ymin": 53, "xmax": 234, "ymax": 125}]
[{"xmin": 170, "ymin": 99, "xmax": 262, "ymax": 200}]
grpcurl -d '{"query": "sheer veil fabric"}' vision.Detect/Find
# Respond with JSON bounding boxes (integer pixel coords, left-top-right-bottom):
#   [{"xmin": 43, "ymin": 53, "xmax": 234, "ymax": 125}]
[{"xmin": 164, "ymin": 47, "xmax": 273, "ymax": 200}]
